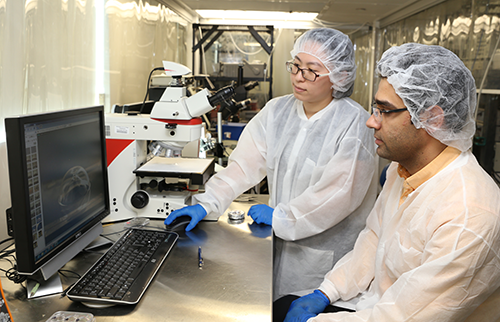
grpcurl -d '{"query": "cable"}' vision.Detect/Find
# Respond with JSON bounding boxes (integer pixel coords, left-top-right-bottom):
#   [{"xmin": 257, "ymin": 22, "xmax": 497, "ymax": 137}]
[
  {"xmin": 58, "ymin": 269, "xmax": 81, "ymax": 280},
  {"xmin": 312, "ymin": 17, "xmax": 369, "ymax": 30},
  {"xmin": 493, "ymin": 172, "xmax": 500, "ymax": 185},
  {"xmin": 0, "ymin": 238, "xmax": 13, "ymax": 248},
  {"xmin": 0, "ymin": 249, "xmax": 15, "ymax": 260},
  {"xmin": 0, "ymin": 238, "xmax": 26, "ymax": 286},
  {"xmin": 476, "ymin": 28, "xmax": 500, "ymax": 120},
  {"xmin": 139, "ymin": 66, "xmax": 165, "ymax": 114},
  {"xmin": 0, "ymin": 257, "xmax": 14, "ymax": 270},
  {"xmin": 58, "ymin": 270, "xmax": 82, "ymax": 298},
  {"xmin": 311, "ymin": 18, "xmax": 370, "ymax": 36},
  {"xmin": 101, "ymin": 228, "xmax": 129, "ymax": 238},
  {"xmin": 1, "ymin": 244, "xmax": 25, "ymax": 284},
  {"xmin": 5, "ymin": 266, "xmax": 26, "ymax": 284},
  {"xmin": 0, "ymin": 240, "xmax": 15, "ymax": 261},
  {"xmin": 228, "ymin": 32, "xmax": 265, "ymax": 56},
  {"xmin": 471, "ymin": 0, "xmax": 490, "ymax": 72},
  {"xmin": 262, "ymin": 27, "xmax": 283, "ymax": 102},
  {"xmin": 198, "ymin": 26, "xmax": 208, "ymax": 75},
  {"xmin": 473, "ymin": 0, "xmax": 494, "ymax": 122},
  {"xmin": 345, "ymin": 22, "xmax": 369, "ymax": 36}
]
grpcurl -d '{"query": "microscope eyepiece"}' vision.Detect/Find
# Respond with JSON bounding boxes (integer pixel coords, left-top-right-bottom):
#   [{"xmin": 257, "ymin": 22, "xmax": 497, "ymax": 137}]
[{"xmin": 208, "ymin": 85, "xmax": 235, "ymax": 107}]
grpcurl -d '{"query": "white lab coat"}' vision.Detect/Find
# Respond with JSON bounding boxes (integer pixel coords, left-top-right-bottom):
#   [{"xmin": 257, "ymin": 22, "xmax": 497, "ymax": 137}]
[
  {"xmin": 316, "ymin": 151, "xmax": 500, "ymax": 322},
  {"xmin": 194, "ymin": 94, "xmax": 378, "ymax": 299}
]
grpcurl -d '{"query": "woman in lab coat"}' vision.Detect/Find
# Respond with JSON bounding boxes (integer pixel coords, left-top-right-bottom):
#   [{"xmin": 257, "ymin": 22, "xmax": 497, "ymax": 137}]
[{"xmin": 165, "ymin": 28, "xmax": 378, "ymax": 300}]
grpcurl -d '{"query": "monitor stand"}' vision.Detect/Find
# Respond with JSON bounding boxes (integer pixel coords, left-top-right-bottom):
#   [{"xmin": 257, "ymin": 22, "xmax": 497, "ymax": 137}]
[
  {"xmin": 84, "ymin": 235, "xmax": 113, "ymax": 251},
  {"xmin": 26, "ymin": 223, "xmax": 104, "ymax": 300},
  {"xmin": 26, "ymin": 274, "xmax": 63, "ymax": 299}
]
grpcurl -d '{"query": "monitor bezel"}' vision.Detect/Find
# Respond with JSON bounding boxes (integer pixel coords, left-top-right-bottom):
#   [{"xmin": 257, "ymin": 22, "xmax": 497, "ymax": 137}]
[{"xmin": 5, "ymin": 106, "xmax": 110, "ymax": 277}]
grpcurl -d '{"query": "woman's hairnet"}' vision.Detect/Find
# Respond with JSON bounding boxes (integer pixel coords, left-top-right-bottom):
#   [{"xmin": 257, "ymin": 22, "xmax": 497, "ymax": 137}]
[
  {"xmin": 377, "ymin": 43, "xmax": 476, "ymax": 152},
  {"xmin": 290, "ymin": 28, "xmax": 356, "ymax": 99}
]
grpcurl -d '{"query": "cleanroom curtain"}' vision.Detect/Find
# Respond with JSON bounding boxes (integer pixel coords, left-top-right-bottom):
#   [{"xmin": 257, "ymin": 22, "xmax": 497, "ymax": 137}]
[
  {"xmin": 0, "ymin": 0, "xmax": 188, "ymax": 243},
  {"xmin": 351, "ymin": 33, "xmax": 372, "ymax": 111},
  {"xmin": 23, "ymin": 0, "xmax": 97, "ymax": 115},
  {"xmin": 0, "ymin": 0, "xmax": 97, "ymax": 135},
  {"xmin": 0, "ymin": 0, "xmax": 98, "ymax": 243},
  {"xmin": 0, "ymin": 0, "xmax": 188, "ymax": 141},
  {"xmin": 106, "ymin": 0, "xmax": 188, "ymax": 107},
  {"xmin": 378, "ymin": 0, "xmax": 500, "ymax": 91}
]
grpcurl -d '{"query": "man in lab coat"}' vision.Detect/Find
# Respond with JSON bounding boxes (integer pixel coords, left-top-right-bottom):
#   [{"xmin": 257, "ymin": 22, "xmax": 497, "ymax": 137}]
[{"xmin": 278, "ymin": 43, "xmax": 500, "ymax": 322}]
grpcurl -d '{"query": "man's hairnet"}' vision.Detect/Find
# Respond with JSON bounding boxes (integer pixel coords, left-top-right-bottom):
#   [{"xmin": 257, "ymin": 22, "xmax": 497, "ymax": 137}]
[
  {"xmin": 377, "ymin": 43, "xmax": 476, "ymax": 152},
  {"xmin": 290, "ymin": 28, "xmax": 356, "ymax": 99}
]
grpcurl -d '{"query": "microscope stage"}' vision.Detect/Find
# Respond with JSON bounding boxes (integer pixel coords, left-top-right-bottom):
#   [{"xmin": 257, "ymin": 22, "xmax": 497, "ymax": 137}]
[{"xmin": 133, "ymin": 157, "xmax": 215, "ymax": 185}]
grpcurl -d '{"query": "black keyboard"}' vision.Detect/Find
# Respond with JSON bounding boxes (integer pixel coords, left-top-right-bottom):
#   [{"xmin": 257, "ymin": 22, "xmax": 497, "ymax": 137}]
[{"xmin": 67, "ymin": 228, "xmax": 178, "ymax": 305}]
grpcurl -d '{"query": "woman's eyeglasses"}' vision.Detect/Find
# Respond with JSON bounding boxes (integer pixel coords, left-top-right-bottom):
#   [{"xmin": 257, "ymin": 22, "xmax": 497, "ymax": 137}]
[{"xmin": 285, "ymin": 61, "xmax": 329, "ymax": 82}]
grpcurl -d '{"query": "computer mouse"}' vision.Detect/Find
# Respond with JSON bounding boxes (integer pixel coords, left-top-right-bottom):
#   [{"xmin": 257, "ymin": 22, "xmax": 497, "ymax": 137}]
[{"xmin": 165, "ymin": 215, "xmax": 192, "ymax": 232}]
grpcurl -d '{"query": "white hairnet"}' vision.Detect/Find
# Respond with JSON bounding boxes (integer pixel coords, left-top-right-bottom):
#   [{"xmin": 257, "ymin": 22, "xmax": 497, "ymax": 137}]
[
  {"xmin": 377, "ymin": 43, "xmax": 476, "ymax": 152},
  {"xmin": 290, "ymin": 28, "xmax": 356, "ymax": 99}
]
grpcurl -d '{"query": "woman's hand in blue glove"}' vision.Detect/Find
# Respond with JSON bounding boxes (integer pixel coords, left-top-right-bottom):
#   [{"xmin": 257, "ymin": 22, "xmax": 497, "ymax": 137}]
[
  {"xmin": 248, "ymin": 204, "xmax": 273, "ymax": 225},
  {"xmin": 284, "ymin": 290, "xmax": 330, "ymax": 322},
  {"xmin": 164, "ymin": 204, "xmax": 207, "ymax": 231}
]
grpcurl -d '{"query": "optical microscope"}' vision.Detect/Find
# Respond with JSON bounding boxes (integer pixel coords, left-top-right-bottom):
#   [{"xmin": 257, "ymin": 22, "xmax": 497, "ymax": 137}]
[{"xmin": 104, "ymin": 61, "xmax": 234, "ymax": 222}]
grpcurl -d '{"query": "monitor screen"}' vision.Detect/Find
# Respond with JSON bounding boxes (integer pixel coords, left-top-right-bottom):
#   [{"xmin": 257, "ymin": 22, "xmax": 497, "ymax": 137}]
[{"xmin": 5, "ymin": 106, "xmax": 110, "ymax": 281}]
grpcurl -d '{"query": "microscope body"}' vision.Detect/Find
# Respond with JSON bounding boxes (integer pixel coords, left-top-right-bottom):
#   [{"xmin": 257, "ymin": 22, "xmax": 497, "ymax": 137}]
[{"xmin": 104, "ymin": 62, "xmax": 233, "ymax": 222}]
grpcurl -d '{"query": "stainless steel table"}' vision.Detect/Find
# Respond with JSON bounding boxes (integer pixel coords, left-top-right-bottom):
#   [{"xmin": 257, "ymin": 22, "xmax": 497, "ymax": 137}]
[{"xmin": 2, "ymin": 196, "xmax": 272, "ymax": 322}]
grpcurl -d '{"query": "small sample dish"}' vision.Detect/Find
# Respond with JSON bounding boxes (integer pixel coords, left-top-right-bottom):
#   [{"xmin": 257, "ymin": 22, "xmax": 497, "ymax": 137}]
[{"xmin": 228, "ymin": 210, "xmax": 245, "ymax": 224}]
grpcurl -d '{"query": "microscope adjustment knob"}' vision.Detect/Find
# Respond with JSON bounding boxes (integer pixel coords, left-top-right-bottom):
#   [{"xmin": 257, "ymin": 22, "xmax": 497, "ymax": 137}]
[{"xmin": 131, "ymin": 191, "xmax": 149, "ymax": 209}]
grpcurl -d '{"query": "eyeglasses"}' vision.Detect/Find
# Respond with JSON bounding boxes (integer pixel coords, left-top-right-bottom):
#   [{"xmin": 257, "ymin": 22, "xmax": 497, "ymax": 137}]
[
  {"xmin": 285, "ymin": 61, "xmax": 329, "ymax": 82},
  {"xmin": 371, "ymin": 105, "xmax": 408, "ymax": 123}
]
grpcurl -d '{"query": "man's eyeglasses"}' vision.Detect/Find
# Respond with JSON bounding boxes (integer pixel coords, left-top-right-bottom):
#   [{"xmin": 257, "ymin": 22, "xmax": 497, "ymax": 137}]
[
  {"xmin": 285, "ymin": 61, "xmax": 329, "ymax": 82},
  {"xmin": 371, "ymin": 105, "xmax": 408, "ymax": 123}
]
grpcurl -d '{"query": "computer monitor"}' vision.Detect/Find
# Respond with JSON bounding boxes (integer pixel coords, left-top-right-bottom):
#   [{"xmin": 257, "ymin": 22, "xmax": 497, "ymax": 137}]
[{"xmin": 4, "ymin": 106, "xmax": 110, "ymax": 295}]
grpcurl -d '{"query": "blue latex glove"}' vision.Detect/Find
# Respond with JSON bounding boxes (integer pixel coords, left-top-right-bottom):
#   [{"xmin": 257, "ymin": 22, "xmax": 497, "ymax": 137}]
[
  {"xmin": 164, "ymin": 204, "xmax": 207, "ymax": 231},
  {"xmin": 284, "ymin": 290, "xmax": 330, "ymax": 322},
  {"xmin": 248, "ymin": 204, "xmax": 273, "ymax": 225}
]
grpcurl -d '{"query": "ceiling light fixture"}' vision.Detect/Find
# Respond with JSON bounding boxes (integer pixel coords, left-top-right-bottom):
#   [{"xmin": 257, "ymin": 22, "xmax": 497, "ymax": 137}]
[{"xmin": 196, "ymin": 10, "xmax": 318, "ymax": 22}]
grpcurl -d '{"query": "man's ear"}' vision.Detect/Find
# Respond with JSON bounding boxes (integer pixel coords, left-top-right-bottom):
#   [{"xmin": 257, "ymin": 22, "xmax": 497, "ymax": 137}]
[{"xmin": 422, "ymin": 105, "xmax": 445, "ymax": 131}]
